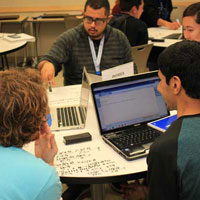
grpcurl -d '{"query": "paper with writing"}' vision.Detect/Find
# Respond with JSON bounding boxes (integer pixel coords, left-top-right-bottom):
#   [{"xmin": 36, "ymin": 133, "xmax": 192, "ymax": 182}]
[{"xmin": 55, "ymin": 144, "xmax": 126, "ymax": 177}]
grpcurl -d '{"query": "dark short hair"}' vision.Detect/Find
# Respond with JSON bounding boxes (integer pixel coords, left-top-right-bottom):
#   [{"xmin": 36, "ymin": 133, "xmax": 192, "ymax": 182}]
[
  {"xmin": 158, "ymin": 40, "xmax": 200, "ymax": 99},
  {"xmin": 0, "ymin": 68, "xmax": 49, "ymax": 147},
  {"xmin": 120, "ymin": 0, "xmax": 142, "ymax": 11},
  {"xmin": 183, "ymin": 2, "xmax": 200, "ymax": 24},
  {"xmin": 84, "ymin": 0, "xmax": 110, "ymax": 16}
]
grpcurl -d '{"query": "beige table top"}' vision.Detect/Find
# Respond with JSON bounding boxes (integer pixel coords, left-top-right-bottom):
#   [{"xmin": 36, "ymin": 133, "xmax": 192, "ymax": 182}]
[{"xmin": 0, "ymin": 34, "xmax": 27, "ymax": 54}]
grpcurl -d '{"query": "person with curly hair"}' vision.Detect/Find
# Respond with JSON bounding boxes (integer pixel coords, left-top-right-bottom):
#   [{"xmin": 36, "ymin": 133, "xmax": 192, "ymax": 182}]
[{"xmin": 0, "ymin": 68, "xmax": 62, "ymax": 200}]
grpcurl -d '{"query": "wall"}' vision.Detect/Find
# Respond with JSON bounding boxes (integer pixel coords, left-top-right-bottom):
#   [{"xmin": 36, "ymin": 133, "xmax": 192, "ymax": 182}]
[
  {"xmin": 0, "ymin": 0, "xmax": 115, "ymax": 7},
  {"xmin": 0, "ymin": 0, "xmax": 198, "ymax": 9}
]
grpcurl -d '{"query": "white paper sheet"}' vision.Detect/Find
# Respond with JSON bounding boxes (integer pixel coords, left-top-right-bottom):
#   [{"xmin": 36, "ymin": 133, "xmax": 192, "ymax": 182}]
[
  {"xmin": 48, "ymin": 85, "xmax": 81, "ymax": 107},
  {"xmin": 148, "ymin": 26, "xmax": 182, "ymax": 39},
  {"xmin": 101, "ymin": 62, "xmax": 134, "ymax": 81}
]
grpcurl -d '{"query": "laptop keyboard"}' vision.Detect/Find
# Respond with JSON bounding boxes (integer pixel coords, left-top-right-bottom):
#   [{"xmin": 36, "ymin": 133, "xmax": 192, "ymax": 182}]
[
  {"xmin": 108, "ymin": 126, "xmax": 161, "ymax": 149},
  {"xmin": 56, "ymin": 106, "xmax": 86, "ymax": 127}
]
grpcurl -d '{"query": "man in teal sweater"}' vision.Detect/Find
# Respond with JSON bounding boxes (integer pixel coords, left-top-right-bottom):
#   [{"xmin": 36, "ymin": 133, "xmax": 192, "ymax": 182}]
[{"xmin": 122, "ymin": 41, "xmax": 200, "ymax": 200}]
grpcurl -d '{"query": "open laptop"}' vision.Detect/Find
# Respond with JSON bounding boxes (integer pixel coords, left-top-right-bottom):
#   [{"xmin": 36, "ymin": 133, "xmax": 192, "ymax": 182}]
[
  {"xmin": 91, "ymin": 71, "xmax": 169, "ymax": 160},
  {"xmin": 50, "ymin": 67, "xmax": 90, "ymax": 131}
]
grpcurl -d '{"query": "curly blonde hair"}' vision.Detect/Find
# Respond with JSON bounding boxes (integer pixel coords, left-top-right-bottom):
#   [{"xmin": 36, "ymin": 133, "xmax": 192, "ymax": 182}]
[{"xmin": 0, "ymin": 68, "xmax": 49, "ymax": 147}]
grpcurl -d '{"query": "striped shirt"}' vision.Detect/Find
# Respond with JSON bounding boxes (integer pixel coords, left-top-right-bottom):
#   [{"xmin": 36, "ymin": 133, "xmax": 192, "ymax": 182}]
[{"xmin": 40, "ymin": 24, "xmax": 133, "ymax": 85}]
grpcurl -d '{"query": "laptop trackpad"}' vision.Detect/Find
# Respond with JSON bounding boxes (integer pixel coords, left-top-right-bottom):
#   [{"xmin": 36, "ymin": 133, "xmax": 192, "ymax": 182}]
[{"xmin": 123, "ymin": 145, "xmax": 146, "ymax": 156}]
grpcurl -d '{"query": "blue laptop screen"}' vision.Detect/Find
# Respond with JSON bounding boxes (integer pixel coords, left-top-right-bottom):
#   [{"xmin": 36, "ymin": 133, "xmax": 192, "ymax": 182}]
[{"xmin": 93, "ymin": 76, "xmax": 168, "ymax": 132}]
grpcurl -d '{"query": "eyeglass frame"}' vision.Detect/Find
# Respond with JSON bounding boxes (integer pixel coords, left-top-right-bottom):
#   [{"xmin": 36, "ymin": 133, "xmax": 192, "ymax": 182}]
[{"xmin": 83, "ymin": 15, "xmax": 108, "ymax": 25}]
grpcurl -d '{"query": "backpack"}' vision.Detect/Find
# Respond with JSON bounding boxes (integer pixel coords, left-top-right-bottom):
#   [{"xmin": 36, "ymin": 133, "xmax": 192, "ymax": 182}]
[{"xmin": 109, "ymin": 14, "xmax": 131, "ymax": 34}]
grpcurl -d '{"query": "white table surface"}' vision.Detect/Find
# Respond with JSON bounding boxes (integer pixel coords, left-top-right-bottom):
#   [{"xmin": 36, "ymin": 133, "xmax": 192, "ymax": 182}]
[
  {"xmin": 0, "ymin": 33, "xmax": 27, "ymax": 54},
  {"xmin": 24, "ymin": 85, "xmax": 148, "ymax": 181},
  {"xmin": 148, "ymin": 26, "xmax": 183, "ymax": 47}
]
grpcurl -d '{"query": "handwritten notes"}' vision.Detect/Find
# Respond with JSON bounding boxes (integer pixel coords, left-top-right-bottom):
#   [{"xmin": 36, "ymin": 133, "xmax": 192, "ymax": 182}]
[{"xmin": 55, "ymin": 146, "xmax": 126, "ymax": 177}]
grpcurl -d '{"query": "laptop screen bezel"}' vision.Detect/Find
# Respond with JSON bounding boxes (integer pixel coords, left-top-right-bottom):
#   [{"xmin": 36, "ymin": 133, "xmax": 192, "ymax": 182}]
[{"xmin": 91, "ymin": 71, "xmax": 170, "ymax": 135}]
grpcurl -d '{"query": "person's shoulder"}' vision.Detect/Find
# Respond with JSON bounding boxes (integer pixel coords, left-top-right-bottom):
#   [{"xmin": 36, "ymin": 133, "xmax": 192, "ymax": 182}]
[
  {"xmin": 110, "ymin": 13, "xmax": 130, "ymax": 21},
  {"xmin": 150, "ymin": 118, "xmax": 182, "ymax": 155},
  {"xmin": 22, "ymin": 149, "xmax": 53, "ymax": 169},
  {"xmin": 178, "ymin": 115, "xmax": 200, "ymax": 140},
  {"xmin": 26, "ymin": 151, "xmax": 61, "ymax": 190},
  {"xmin": 127, "ymin": 16, "xmax": 147, "ymax": 28},
  {"xmin": 0, "ymin": 147, "xmax": 61, "ymax": 200},
  {"xmin": 1, "ymin": 147, "xmax": 59, "ymax": 183},
  {"xmin": 109, "ymin": 13, "xmax": 130, "ymax": 26},
  {"xmin": 12, "ymin": 148, "xmax": 57, "ymax": 176},
  {"xmin": 107, "ymin": 24, "xmax": 127, "ymax": 40},
  {"xmin": 26, "ymin": 154, "xmax": 62, "ymax": 199}
]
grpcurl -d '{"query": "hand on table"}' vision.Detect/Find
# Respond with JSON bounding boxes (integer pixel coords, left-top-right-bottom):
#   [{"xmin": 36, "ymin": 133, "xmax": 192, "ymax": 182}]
[{"xmin": 157, "ymin": 18, "xmax": 181, "ymax": 30}]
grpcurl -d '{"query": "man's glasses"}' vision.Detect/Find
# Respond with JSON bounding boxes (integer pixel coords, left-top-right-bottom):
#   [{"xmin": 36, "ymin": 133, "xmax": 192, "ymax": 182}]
[{"xmin": 83, "ymin": 16, "xmax": 107, "ymax": 26}]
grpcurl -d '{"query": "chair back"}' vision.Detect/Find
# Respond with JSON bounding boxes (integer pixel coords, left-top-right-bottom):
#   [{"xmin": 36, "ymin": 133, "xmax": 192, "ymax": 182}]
[
  {"xmin": 131, "ymin": 43, "xmax": 153, "ymax": 73},
  {"xmin": 64, "ymin": 15, "xmax": 83, "ymax": 30}
]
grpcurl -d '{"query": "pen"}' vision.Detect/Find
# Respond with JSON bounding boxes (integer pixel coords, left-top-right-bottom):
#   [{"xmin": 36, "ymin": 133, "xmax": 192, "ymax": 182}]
[
  {"xmin": 49, "ymin": 80, "xmax": 52, "ymax": 92},
  {"xmin": 178, "ymin": 34, "xmax": 183, "ymax": 40}
]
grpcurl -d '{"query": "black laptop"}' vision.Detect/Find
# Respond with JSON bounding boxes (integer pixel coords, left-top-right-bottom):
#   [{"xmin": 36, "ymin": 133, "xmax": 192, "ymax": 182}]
[{"xmin": 91, "ymin": 71, "xmax": 169, "ymax": 160}]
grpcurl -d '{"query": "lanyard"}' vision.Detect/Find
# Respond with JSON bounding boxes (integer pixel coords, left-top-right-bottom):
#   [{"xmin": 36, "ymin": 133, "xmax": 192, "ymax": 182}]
[
  {"xmin": 159, "ymin": 0, "xmax": 168, "ymax": 19},
  {"xmin": 88, "ymin": 35, "xmax": 105, "ymax": 75},
  {"xmin": 159, "ymin": 0, "xmax": 163, "ymax": 11}
]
